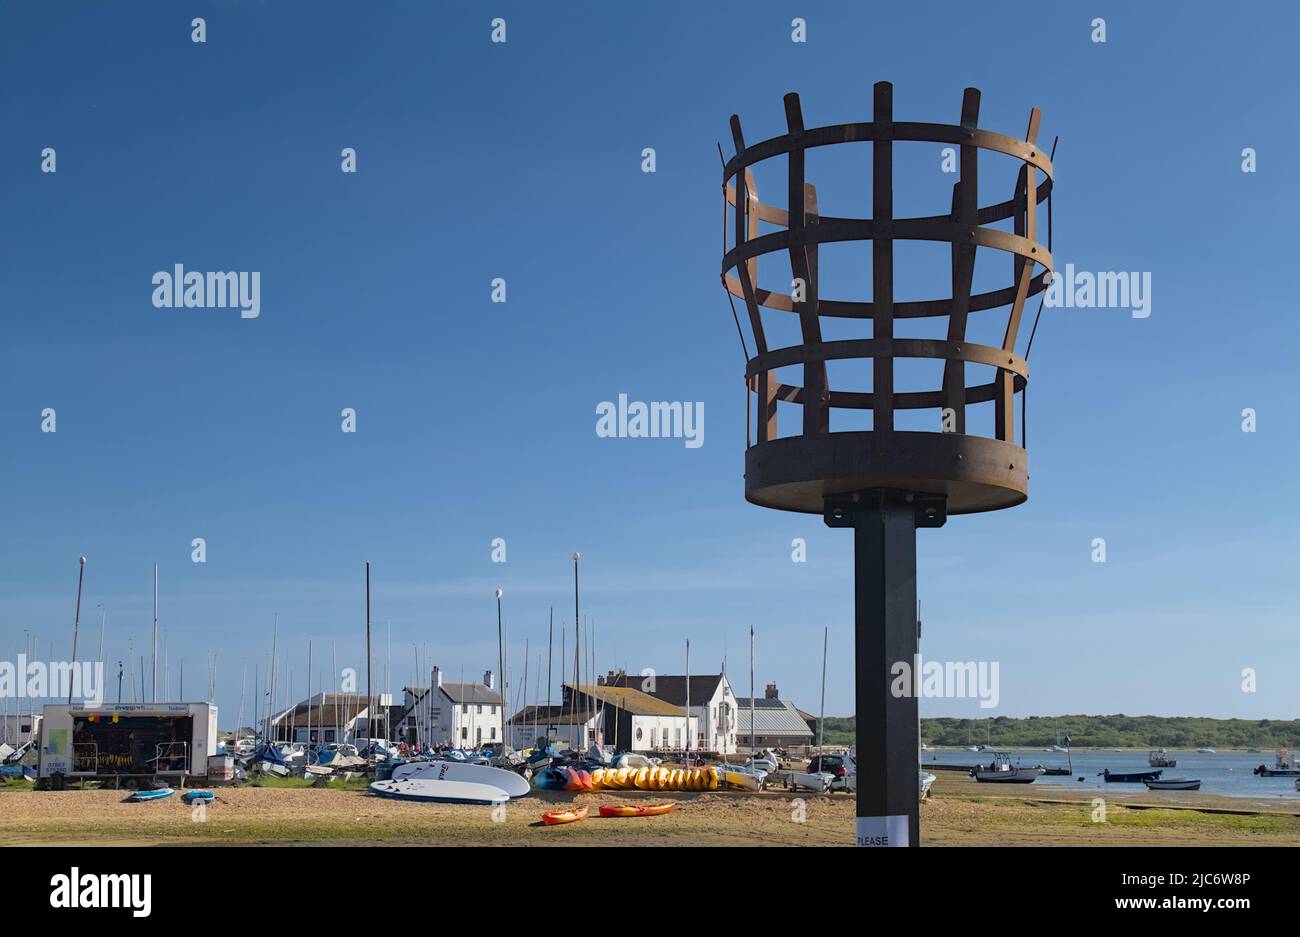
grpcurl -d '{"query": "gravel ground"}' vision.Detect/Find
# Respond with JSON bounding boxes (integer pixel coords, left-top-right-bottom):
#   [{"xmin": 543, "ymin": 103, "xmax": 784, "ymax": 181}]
[{"xmin": 4, "ymin": 777, "xmax": 1297, "ymax": 846}]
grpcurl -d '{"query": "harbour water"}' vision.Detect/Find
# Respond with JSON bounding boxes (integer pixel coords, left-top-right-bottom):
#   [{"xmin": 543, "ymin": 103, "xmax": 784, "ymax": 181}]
[{"xmin": 924, "ymin": 749, "xmax": 1299, "ymax": 800}]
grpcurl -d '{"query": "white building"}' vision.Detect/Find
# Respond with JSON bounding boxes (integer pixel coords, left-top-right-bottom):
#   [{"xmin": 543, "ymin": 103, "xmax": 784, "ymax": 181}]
[
  {"xmin": 560, "ymin": 684, "xmax": 697, "ymax": 754},
  {"xmin": 601, "ymin": 671, "xmax": 738, "ymax": 754},
  {"xmin": 505, "ymin": 705, "xmax": 599, "ymax": 752},
  {"xmin": 268, "ymin": 693, "xmax": 393, "ymax": 745},
  {"xmin": 395, "ymin": 668, "xmax": 503, "ymax": 749}
]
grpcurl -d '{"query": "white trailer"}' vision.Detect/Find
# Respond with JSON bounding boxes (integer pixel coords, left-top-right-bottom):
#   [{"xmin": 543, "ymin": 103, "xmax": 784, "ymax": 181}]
[{"xmin": 38, "ymin": 702, "xmax": 218, "ymax": 781}]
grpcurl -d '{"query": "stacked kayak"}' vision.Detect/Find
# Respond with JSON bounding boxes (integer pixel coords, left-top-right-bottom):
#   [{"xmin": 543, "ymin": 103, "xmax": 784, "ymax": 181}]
[{"xmin": 588, "ymin": 766, "xmax": 717, "ymax": 791}]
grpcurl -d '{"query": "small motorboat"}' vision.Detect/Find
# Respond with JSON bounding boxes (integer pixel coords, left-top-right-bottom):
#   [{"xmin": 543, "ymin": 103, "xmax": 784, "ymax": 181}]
[
  {"xmin": 1144, "ymin": 778, "xmax": 1201, "ymax": 791},
  {"xmin": 1253, "ymin": 749, "xmax": 1300, "ymax": 777},
  {"xmin": 598, "ymin": 803, "xmax": 675, "ymax": 818},
  {"xmin": 1196, "ymin": 747, "xmax": 1217, "ymax": 754},
  {"xmin": 780, "ymin": 770, "xmax": 834, "ymax": 793},
  {"xmin": 718, "ymin": 763, "xmax": 767, "ymax": 791},
  {"xmin": 1148, "ymin": 748, "xmax": 1177, "ymax": 768},
  {"xmin": 971, "ymin": 753, "xmax": 1040, "ymax": 783},
  {"xmin": 542, "ymin": 806, "xmax": 588, "ymax": 825},
  {"xmin": 1101, "ymin": 768, "xmax": 1163, "ymax": 783}
]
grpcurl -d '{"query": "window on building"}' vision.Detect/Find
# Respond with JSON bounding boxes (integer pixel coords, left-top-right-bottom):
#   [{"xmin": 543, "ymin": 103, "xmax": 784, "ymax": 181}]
[
  {"xmin": 491, "ymin": 727, "xmax": 497, "ymax": 740},
  {"xmin": 460, "ymin": 727, "xmax": 467, "ymax": 740},
  {"xmin": 462, "ymin": 704, "xmax": 469, "ymax": 714},
  {"xmin": 635, "ymin": 726, "xmax": 643, "ymax": 742},
  {"xmin": 478, "ymin": 704, "xmax": 484, "ymax": 714}
]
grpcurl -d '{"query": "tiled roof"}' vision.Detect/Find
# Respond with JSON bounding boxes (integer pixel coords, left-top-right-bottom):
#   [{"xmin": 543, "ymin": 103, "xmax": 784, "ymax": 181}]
[
  {"xmin": 607, "ymin": 673, "xmax": 727, "ymax": 707},
  {"xmin": 571, "ymin": 684, "xmax": 689, "ymax": 718}
]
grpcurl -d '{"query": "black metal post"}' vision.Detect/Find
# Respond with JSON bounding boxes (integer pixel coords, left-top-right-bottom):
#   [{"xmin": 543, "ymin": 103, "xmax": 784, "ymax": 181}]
[{"xmin": 825, "ymin": 489, "xmax": 945, "ymax": 847}]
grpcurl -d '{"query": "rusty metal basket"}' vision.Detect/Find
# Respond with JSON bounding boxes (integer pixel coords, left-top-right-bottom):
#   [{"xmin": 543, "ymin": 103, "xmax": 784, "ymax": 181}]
[{"xmin": 721, "ymin": 81, "xmax": 1055, "ymax": 515}]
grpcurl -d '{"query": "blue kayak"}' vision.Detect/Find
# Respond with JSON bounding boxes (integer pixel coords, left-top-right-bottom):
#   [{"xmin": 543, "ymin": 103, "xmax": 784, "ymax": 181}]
[
  {"xmin": 180, "ymin": 790, "xmax": 214, "ymax": 804},
  {"xmin": 127, "ymin": 787, "xmax": 174, "ymax": 802}
]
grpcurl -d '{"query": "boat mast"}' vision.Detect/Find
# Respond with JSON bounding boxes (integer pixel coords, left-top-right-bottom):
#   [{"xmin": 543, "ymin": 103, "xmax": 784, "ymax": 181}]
[
  {"xmin": 685, "ymin": 639, "xmax": 691, "ymax": 757},
  {"xmin": 749, "ymin": 625, "xmax": 755, "ymax": 761},
  {"xmin": 546, "ymin": 607, "xmax": 553, "ymax": 737},
  {"xmin": 365, "ymin": 562, "xmax": 372, "ymax": 751},
  {"xmin": 151, "ymin": 564, "xmax": 158, "ymax": 703},
  {"xmin": 267, "ymin": 616, "xmax": 278, "ymax": 743},
  {"xmin": 495, "ymin": 589, "xmax": 506, "ymax": 751},
  {"xmin": 68, "ymin": 556, "xmax": 85, "ymax": 705},
  {"xmin": 818, "ymin": 626, "xmax": 827, "ymax": 752},
  {"xmin": 572, "ymin": 553, "xmax": 580, "ymax": 741}
]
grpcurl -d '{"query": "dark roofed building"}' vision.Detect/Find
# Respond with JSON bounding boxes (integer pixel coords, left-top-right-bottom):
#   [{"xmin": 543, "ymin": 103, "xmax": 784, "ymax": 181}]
[
  {"xmin": 601, "ymin": 670, "xmax": 738, "ymax": 753},
  {"xmin": 735, "ymin": 683, "xmax": 815, "ymax": 752}
]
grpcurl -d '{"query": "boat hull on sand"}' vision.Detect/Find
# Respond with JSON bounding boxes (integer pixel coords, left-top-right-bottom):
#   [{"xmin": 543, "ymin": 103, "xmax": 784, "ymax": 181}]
[
  {"xmin": 391, "ymin": 760, "xmax": 530, "ymax": 798},
  {"xmin": 369, "ymin": 778, "xmax": 511, "ymax": 805}
]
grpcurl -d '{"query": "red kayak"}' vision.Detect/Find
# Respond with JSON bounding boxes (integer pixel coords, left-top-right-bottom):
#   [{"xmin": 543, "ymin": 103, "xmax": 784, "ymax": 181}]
[{"xmin": 599, "ymin": 803, "xmax": 676, "ymax": 818}]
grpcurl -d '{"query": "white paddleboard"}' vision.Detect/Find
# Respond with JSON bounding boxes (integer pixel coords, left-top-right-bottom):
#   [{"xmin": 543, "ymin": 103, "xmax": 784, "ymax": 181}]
[
  {"xmin": 390, "ymin": 760, "xmax": 530, "ymax": 798},
  {"xmin": 369, "ymin": 778, "xmax": 511, "ymax": 805}
]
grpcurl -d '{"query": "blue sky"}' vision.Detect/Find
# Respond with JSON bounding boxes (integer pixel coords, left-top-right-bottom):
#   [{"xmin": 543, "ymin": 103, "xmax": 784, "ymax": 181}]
[{"xmin": 1, "ymin": 2, "xmax": 1297, "ymax": 728}]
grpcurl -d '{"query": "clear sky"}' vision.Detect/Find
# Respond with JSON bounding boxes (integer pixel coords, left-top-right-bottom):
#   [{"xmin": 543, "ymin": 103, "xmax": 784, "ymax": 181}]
[{"xmin": 2, "ymin": 2, "xmax": 1297, "ymax": 729}]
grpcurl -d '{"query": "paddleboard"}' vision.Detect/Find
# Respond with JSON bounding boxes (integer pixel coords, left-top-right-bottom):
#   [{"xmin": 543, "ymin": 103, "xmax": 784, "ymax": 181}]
[
  {"xmin": 390, "ymin": 759, "xmax": 530, "ymax": 798},
  {"xmin": 369, "ymin": 778, "xmax": 510, "ymax": 805}
]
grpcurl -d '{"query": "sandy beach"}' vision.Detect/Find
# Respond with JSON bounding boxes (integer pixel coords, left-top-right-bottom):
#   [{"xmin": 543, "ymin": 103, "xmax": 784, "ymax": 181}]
[{"xmin": 4, "ymin": 774, "xmax": 1299, "ymax": 847}]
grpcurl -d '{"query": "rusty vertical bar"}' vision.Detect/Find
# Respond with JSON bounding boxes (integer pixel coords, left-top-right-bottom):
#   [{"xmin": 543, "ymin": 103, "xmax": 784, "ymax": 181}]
[
  {"xmin": 730, "ymin": 119, "xmax": 777, "ymax": 444},
  {"xmin": 942, "ymin": 88, "xmax": 980, "ymax": 435},
  {"xmin": 784, "ymin": 93, "xmax": 827, "ymax": 436},
  {"xmin": 996, "ymin": 108, "xmax": 1041, "ymax": 442},
  {"xmin": 872, "ymin": 81, "xmax": 894, "ymax": 432}
]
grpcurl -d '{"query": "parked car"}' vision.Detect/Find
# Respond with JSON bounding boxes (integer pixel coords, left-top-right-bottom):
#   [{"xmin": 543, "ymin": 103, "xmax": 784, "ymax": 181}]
[{"xmin": 808, "ymin": 753, "xmax": 855, "ymax": 790}]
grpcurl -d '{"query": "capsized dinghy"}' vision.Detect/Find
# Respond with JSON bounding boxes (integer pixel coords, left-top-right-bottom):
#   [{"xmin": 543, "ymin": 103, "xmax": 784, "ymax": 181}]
[
  {"xmin": 180, "ymin": 789, "xmax": 215, "ymax": 804},
  {"xmin": 369, "ymin": 778, "xmax": 510, "ymax": 805},
  {"xmin": 392, "ymin": 759, "xmax": 531, "ymax": 798}
]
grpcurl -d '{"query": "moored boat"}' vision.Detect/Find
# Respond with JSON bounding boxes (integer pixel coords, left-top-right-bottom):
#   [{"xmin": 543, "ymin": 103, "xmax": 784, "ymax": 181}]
[
  {"xmin": 971, "ymin": 753, "xmax": 1040, "ymax": 784},
  {"xmin": 1101, "ymin": 768, "xmax": 1162, "ymax": 783},
  {"xmin": 1148, "ymin": 748, "xmax": 1177, "ymax": 768},
  {"xmin": 1143, "ymin": 778, "xmax": 1200, "ymax": 791},
  {"xmin": 1253, "ymin": 749, "xmax": 1300, "ymax": 777}
]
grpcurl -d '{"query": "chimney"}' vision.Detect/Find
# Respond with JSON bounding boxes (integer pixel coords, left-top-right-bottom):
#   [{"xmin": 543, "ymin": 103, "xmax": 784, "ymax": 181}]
[
  {"xmin": 765, "ymin": 681, "xmax": 779, "ymax": 700},
  {"xmin": 483, "ymin": 670, "xmax": 494, "ymax": 690},
  {"xmin": 431, "ymin": 666, "xmax": 442, "ymax": 688}
]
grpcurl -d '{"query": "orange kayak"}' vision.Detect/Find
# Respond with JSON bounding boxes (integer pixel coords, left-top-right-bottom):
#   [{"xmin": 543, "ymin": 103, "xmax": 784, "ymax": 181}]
[
  {"xmin": 542, "ymin": 806, "xmax": 589, "ymax": 825},
  {"xmin": 598, "ymin": 803, "xmax": 676, "ymax": 818}
]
